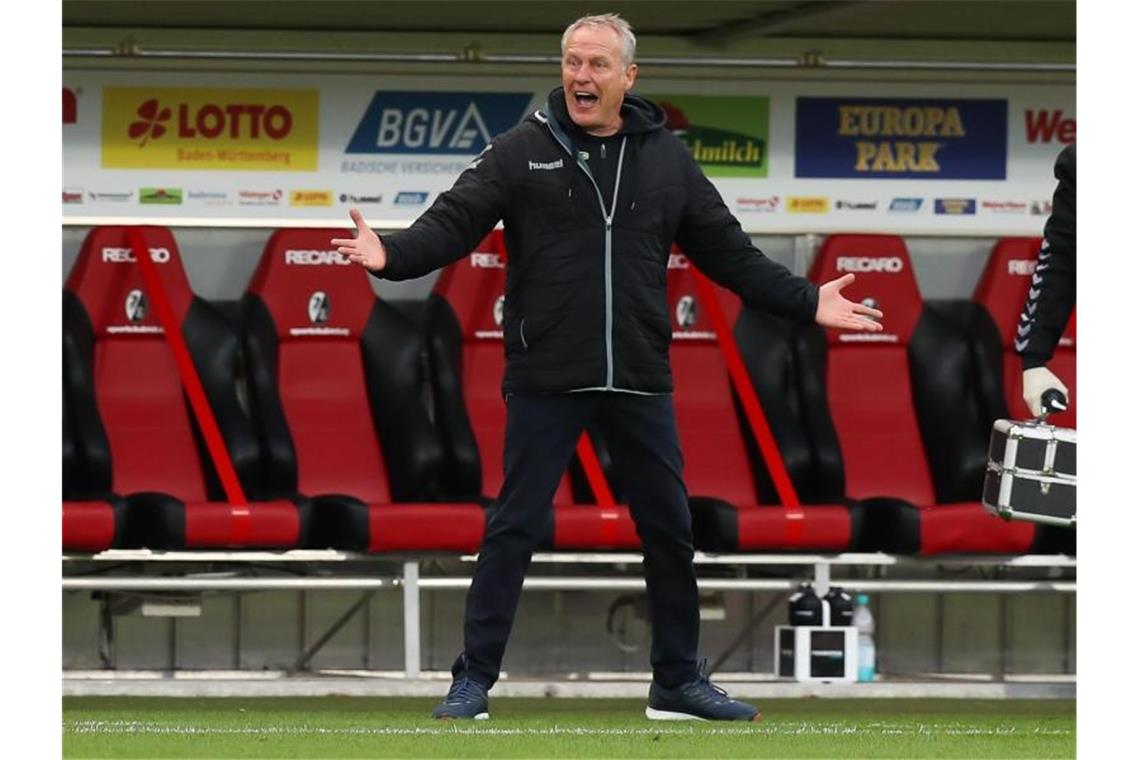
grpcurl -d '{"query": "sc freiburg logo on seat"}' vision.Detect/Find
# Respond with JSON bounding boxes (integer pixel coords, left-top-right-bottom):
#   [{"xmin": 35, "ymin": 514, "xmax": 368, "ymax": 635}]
[
  {"xmin": 125, "ymin": 289, "xmax": 148, "ymax": 322},
  {"xmin": 675, "ymin": 295, "xmax": 698, "ymax": 328},
  {"xmin": 308, "ymin": 291, "xmax": 330, "ymax": 324}
]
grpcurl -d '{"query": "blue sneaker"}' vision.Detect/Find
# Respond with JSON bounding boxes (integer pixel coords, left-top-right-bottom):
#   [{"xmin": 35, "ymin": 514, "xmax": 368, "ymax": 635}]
[
  {"xmin": 645, "ymin": 661, "xmax": 761, "ymax": 721},
  {"xmin": 432, "ymin": 675, "xmax": 490, "ymax": 720}
]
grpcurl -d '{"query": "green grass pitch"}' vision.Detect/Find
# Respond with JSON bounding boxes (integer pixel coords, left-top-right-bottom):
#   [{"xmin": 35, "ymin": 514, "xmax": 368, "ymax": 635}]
[{"xmin": 63, "ymin": 696, "xmax": 1075, "ymax": 758}]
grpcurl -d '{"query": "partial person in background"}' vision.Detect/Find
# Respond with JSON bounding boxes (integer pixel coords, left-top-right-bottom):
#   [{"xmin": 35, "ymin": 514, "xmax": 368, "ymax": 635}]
[
  {"xmin": 1018, "ymin": 142, "xmax": 1076, "ymax": 417},
  {"xmin": 333, "ymin": 12, "xmax": 882, "ymax": 722}
]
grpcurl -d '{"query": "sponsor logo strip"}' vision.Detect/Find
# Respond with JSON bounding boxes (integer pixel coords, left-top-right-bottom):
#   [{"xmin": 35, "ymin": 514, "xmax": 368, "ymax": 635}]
[
  {"xmin": 290, "ymin": 190, "xmax": 333, "ymax": 207},
  {"xmin": 139, "ymin": 187, "xmax": 183, "ymax": 205},
  {"xmin": 735, "ymin": 196, "xmax": 779, "ymax": 213},
  {"xmin": 787, "ymin": 196, "xmax": 829, "ymax": 214},
  {"xmin": 394, "ymin": 191, "xmax": 429, "ymax": 205},
  {"xmin": 934, "ymin": 198, "xmax": 977, "ymax": 215},
  {"xmin": 889, "ymin": 197, "xmax": 923, "ymax": 212}
]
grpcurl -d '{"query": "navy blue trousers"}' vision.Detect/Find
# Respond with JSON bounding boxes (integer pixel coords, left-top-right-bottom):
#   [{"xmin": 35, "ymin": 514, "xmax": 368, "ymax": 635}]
[{"xmin": 455, "ymin": 391, "xmax": 700, "ymax": 689}]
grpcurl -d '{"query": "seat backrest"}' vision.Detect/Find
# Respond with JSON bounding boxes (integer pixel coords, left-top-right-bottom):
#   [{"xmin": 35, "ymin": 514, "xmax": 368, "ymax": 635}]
[
  {"xmin": 426, "ymin": 230, "xmax": 576, "ymax": 503},
  {"xmin": 805, "ymin": 234, "xmax": 935, "ymax": 504},
  {"xmin": 662, "ymin": 253, "xmax": 762, "ymax": 507},
  {"xmin": 63, "ymin": 226, "xmax": 241, "ymax": 501},
  {"xmin": 972, "ymin": 237, "xmax": 1076, "ymax": 427},
  {"xmin": 243, "ymin": 228, "xmax": 442, "ymax": 503}
]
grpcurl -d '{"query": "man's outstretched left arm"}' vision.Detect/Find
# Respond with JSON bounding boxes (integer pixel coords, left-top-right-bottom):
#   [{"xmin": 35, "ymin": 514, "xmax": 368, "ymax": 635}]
[{"xmin": 675, "ymin": 158, "xmax": 881, "ymax": 331}]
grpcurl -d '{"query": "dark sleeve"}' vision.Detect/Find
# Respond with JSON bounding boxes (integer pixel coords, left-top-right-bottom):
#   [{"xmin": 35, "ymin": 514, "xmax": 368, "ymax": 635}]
[
  {"xmin": 673, "ymin": 151, "xmax": 819, "ymax": 323},
  {"xmin": 1017, "ymin": 143, "xmax": 1076, "ymax": 369},
  {"xmin": 372, "ymin": 139, "xmax": 509, "ymax": 281}
]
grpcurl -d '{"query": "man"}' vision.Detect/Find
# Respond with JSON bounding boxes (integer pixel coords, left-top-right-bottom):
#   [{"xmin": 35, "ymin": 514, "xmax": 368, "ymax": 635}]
[
  {"xmin": 333, "ymin": 13, "xmax": 882, "ymax": 721},
  {"xmin": 1018, "ymin": 143, "xmax": 1076, "ymax": 417}
]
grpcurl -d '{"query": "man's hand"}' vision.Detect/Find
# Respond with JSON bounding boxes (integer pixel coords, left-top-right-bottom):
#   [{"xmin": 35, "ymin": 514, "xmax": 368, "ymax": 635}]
[
  {"xmin": 815, "ymin": 273, "xmax": 884, "ymax": 332},
  {"xmin": 1023, "ymin": 366, "xmax": 1069, "ymax": 417},
  {"xmin": 331, "ymin": 208, "xmax": 387, "ymax": 272}
]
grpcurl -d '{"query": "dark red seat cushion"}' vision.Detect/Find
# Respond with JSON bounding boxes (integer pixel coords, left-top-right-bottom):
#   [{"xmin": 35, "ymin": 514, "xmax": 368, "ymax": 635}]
[{"xmin": 62, "ymin": 500, "xmax": 123, "ymax": 552}]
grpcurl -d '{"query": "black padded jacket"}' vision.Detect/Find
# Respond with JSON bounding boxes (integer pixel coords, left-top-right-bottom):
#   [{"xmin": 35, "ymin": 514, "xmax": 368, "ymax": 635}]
[
  {"xmin": 376, "ymin": 87, "xmax": 820, "ymax": 395},
  {"xmin": 1017, "ymin": 143, "xmax": 1076, "ymax": 369}
]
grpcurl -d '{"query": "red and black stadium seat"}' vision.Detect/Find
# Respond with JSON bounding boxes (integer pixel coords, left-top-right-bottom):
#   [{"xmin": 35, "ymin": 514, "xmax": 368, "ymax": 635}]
[
  {"xmin": 422, "ymin": 231, "xmax": 641, "ymax": 550},
  {"xmin": 970, "ymin": 237, "xmax": 1076, "ymax": 429},
  {"xmin": 63, "ymin": 226, "xmax": 309, "ymax": 549},
  {"xmin": 63, "ymin": 360, "xmax": 126, "ymax": 552},
  {"xmin": 653, "ymin": 253, "xmax": 858, "ymax": 551},
  {"xmin": 240, "ymin": 228, "xmax": 486, "ymax": 552},
  {"xmin": 799, "ymin": 234, "xmax": 1038, "ymax": 554}
]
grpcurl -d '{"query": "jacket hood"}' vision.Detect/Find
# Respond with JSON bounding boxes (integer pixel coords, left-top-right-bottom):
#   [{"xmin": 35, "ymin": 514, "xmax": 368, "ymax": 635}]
[{"xmin": 537, "ymin": 86, "xmax": 666, "ymax": 136}]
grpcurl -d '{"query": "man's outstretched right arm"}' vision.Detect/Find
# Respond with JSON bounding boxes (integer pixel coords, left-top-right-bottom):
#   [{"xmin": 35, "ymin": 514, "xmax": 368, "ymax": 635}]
[{"xmin": 333, "ymin": 142, "xmax": 508, "ymax": 281}]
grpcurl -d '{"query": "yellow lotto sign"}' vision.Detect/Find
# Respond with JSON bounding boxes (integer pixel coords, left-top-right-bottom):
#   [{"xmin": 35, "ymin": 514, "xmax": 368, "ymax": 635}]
[{"xmin": 101, "ymin": 88, "xmax": 319, "ymax": 171}]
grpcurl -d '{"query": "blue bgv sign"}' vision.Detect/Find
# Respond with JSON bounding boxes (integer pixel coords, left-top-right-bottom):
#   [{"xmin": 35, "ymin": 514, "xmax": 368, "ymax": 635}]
[
  {"xmin": 346, "ymin": 92, "xmax": 532, "ymax": 155},
  {"xmin": 795, "ymin": 98, "xmax": 1007, "ymax": 179}
]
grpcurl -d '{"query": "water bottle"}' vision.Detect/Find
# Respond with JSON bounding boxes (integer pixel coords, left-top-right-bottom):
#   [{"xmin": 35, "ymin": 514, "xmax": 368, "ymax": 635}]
[
  {"xmin": 788, "ymin": 582, "xmax": 823, "ymax": 626},
  {"xmin": 853, "ymin": 594, "xmax": 876, "ymax": 682},
  {"xmin": 824, "ymin": 587, "xmax": 854, "ymax": 627}
]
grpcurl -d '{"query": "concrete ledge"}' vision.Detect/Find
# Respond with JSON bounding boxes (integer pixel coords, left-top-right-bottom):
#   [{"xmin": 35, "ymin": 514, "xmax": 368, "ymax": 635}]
[{"xmin": 63, "ymin": 671, "xmax": 1076, "ymax": 700}]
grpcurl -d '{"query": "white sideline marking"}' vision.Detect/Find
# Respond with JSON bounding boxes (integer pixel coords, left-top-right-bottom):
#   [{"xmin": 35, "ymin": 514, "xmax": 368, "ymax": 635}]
[{"xmin": 64, "ymin": 720, "xmax": 1072, "ymax": 737}]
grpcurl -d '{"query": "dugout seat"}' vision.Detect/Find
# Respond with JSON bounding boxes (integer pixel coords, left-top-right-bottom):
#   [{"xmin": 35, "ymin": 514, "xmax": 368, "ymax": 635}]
[
  {"xmin": 62, "ymin": 358, "xmax": 126, "ymax": 552},
  {"xmin": 643, "ymin": 253, "xmax": 858, "ymax": 551},
  {"xmin": 969, "ymin": 237, "xmax": 1076, "ymax": 429},
  {"xmin": 241, "ymin": 229, "xmax": 486, "ymax": 552},
  {"xmin": 63, "ymin": 226, "xmax": 309, "ymax": 549},
  {"xmin": 798, "ymin": 234, "xmax": 1038, "ymax": 554},
  {"xmin": 954, "ymin": 237, "xmax": 1077, "ymax": 554},
  {"xmin": 422, "ymin": 231, "xmax": 640, "ymax": 550}
]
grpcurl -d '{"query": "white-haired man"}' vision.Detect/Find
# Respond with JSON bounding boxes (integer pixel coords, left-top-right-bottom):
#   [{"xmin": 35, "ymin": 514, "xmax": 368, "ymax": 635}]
[{"xmin": 334, "ymin": 13, "xmax": 882, "ymax": 721}]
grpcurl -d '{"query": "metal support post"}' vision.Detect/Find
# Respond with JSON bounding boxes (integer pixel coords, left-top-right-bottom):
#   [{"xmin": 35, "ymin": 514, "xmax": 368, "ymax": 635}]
[
  {"xmin": 814, "ymin": 561, "xmax": 831, "ymax": 597},
  {"xmin": 403, "ymin": 561, "xmax": 421, "ymax": 678},
  {"xmin": 97, "ymin": 594, "xmax": 114, "ymax": 669}
]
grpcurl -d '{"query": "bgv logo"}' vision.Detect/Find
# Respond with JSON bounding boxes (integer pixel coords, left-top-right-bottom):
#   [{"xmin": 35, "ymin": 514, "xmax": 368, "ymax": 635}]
[{"xmin": 346, "ymin": 92, "xmax": 531, "ymax": 155}]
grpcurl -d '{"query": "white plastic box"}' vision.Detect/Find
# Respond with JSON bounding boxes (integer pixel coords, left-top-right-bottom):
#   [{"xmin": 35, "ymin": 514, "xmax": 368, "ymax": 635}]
[{"xmin": 774, "ymin": 625, "xmax": 858, "ymax": 682}]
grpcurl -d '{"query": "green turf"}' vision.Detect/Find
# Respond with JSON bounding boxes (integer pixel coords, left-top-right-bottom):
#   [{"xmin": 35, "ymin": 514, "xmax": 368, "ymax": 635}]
[{"xmin": 63, "ymin": 696, "xmax": 1075, "ymax": 758}]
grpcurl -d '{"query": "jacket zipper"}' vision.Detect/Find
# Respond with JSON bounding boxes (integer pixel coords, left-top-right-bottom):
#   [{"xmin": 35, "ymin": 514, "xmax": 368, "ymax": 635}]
[{"xmin": 541, "ymin": 118, "xmax": 627, "ymax": 390}]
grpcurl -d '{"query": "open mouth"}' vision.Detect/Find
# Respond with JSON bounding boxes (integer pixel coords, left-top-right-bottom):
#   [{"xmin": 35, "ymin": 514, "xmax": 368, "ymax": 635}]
[{"xmin": 573, "ymin": 91, "xmax": 599, "ymax": 107}]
